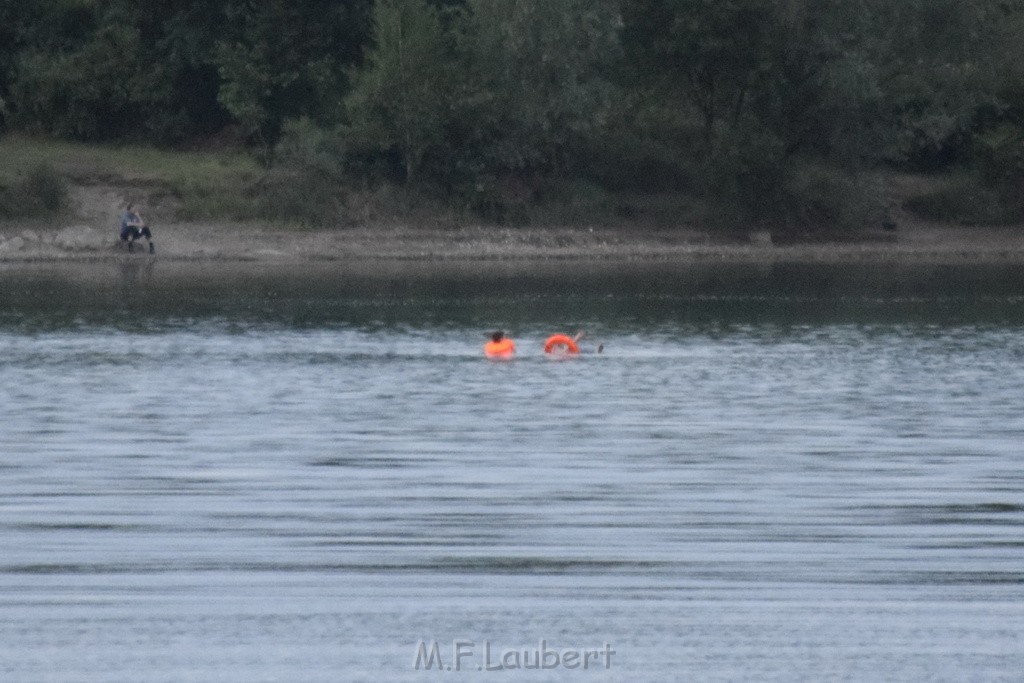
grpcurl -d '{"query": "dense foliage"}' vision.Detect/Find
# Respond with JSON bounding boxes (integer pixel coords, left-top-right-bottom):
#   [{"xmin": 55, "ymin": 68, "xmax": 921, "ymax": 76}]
[{"xmin": 3, "ymin": 0, "xmax": 1024, "ymax": 227}]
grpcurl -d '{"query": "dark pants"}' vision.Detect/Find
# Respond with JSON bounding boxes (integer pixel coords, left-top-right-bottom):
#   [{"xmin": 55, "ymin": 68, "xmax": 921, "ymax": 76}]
[{"xmin": 120, "ymin": 226, "xmax": 152, "ymax": 242}]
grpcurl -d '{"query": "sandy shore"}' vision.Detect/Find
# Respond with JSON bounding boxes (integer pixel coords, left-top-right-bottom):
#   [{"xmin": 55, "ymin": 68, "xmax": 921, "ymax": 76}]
[
  {"xmin": 4, "ymin": 170, "xmax": 1024, "ymax": 272},
  {"xmin": 4, "ymin": 219, "xmax": 1024, "ymax": 268},
  {"xmin": 3, "ymin": 177, "xmax": 1024, "ymax": 267}
]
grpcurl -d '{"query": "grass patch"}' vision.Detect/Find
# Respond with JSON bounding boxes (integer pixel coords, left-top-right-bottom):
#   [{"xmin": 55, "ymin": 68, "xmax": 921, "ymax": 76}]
[
  {"xmin": 0, "ymin": 133, "xmax": 258, "ymax": 185},
  {"xmin": 0, "ymin": 133, "xmax": 261, "ymax": 221},
  {"xmin": 780, "ymin": 163, "xmax": 887, "ymax": 233}
]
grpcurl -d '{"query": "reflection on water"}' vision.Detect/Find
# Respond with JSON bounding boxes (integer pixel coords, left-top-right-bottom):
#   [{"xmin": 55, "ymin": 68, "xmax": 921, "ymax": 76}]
[
  {"xmin": 4, "ymin": 259, "xmax": 1024, "ymax": 328},
  {"xmin": 1, "ymin": 261, "xmax": 1024, "ymax": 681}
]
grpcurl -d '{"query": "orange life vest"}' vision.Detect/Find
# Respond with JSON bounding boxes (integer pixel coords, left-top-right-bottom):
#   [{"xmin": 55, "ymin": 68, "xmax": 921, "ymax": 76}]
[{"xmin": 484, "ymin": 338, "xmax": 516, "ymax": 358}]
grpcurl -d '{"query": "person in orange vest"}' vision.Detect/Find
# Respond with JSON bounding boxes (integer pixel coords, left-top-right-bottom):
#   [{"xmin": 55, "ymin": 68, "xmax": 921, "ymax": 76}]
[{"xmin": 484, "ymin": 330, "xmax": 516, "ymax": 358}]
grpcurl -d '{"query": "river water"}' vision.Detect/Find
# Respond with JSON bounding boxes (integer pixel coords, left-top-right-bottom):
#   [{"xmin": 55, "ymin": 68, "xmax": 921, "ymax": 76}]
[{"xmin": 2, "ymin": 260, "xmax": 1024, "ymax": 681}]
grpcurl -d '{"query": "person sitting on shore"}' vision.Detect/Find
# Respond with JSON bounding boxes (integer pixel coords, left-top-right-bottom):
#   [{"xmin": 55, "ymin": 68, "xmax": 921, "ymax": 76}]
[
  {"xmin": 484, "ymin": 330, "xmax": 516, "ymax": 359},
  {"xmin": 120, "ymin": 203, "xmax": 155, "ymax": 254}
]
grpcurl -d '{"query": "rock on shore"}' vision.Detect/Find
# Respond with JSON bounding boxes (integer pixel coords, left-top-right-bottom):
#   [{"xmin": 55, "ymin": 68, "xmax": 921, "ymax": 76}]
[
  {"xmin": 54, "ymin": 225, "xmax": 104, "ymax": 250},
  {"xmin": 0, "ymin": 224, "xmax": 112, "ymax": 256}
]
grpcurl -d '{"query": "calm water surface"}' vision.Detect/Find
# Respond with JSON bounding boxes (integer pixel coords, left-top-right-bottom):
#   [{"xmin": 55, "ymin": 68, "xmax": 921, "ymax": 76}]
[{"xmin": 2, "ymin": 261, "xmax": 1024, "ymax": 681}]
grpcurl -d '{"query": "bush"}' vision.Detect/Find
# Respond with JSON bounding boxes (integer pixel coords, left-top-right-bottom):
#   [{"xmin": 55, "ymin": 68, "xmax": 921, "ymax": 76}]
[
  {"xmin": 973, "ymin": 123, "xmax": 1024, "ymax": 221},
  {"xmin": 574, "ymin": 122, "xmax": 697, "ymax": 193},
  {"xmin": 700, "ymin": 135, "xmax": 888, "ymax": 234},
  {"xmin": 171, "ymin": 178, "xmax": 261, "ymax": 222},
  {"xmin": 24, "ymin": 163, "xmax": 68, "ymax": 211},
  {"xmin": 697, "ymin": 131, "xmax": 789, "ymax": 229},
  {"xmin": 903, "ymin": 172, "xmax": 1019, "ymax": 225},
  {"xmin": 0, "ymin": 162, "xmax": 68, "ymax": 218},
  {"xmin": 779, "ymin": 163, "xmax": 887, "ymax": 233},
  {"xmin": 172, "ymin": 119, "xmax": 351, "ymax": 226},
  {"xmin": 250, "ymin": 168, "xmax": 348, "ymax": 227},
  {"xmin": 250, "ymin": 118, "xmax": 349, "ymax": 226},
  {"xmin": 272, "ymin": 118, "xmax": 347, "ymax": 180}
]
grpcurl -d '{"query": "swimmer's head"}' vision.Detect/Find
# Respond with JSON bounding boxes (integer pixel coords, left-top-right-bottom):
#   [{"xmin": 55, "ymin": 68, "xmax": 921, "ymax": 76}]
[{"xmin": 491, "ymin": 330, "xmax": 504, "ymax": 343}]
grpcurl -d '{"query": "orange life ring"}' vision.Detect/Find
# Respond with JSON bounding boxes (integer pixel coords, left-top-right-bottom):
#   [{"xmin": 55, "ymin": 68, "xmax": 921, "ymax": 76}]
[
  {"xmin": 485, "ymin": 338, "xmax": 516, "ymax": 358},
  {"xmin": 544, "ymin": 334, "xmax": 579, "ymax": 354}
]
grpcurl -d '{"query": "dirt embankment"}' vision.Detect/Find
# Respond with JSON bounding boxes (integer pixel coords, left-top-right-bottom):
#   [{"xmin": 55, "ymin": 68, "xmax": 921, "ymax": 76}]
[{"xmin": 3, "ymin": 179, "xmax": 1024, "ymax": 265}]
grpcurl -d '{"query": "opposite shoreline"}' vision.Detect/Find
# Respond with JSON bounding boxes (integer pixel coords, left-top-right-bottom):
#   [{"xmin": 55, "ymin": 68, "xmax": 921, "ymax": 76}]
[{"xmin": 4, "ymin": 220, "xmax": 1024, "ymax": 270}]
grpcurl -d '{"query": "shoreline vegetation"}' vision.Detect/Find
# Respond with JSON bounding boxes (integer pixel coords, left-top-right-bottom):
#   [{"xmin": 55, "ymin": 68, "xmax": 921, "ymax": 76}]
[
  {"xmin": 4, "ymin": 1, "xmax": 1024, "ymax": 275},
  {"xmin": 3, "ymin": 136, "xmax": 1024, "ymax": 268}
]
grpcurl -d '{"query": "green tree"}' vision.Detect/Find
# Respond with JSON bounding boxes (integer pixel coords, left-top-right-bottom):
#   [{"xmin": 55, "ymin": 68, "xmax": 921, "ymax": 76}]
[
  {"xmin": 624, "ymin": 0, "xmax": 886, "ymax": 156},
  {"xmin": 621, "ymin": 0, "xmax": 892, "ymax": 223},
  {"xmin": 12, "ymin": 18, "xmax": 143, "ymax": 139},
  {"xmin": 116, "ymin": 0, "xmax": 231, "ymax": 141},
  {"xmin": 455, "ymin": 0, "xmax": 621, "ymax": 176},
  {"xmin": 624, "ymin": 0, "xmax": 773, "ymax": 145},
  {"xmin": 2, "ymin": 0, "xmax": 103, "ymax": 136},
  {"xmin": 345, "ymin": 0, "xmax": 455, "ymax": 184},
  {"xmin": 5, "ymin": 0, "xmax": 231, "ymax": 141},
  {"xmin": 971, "ymin": 2, "xmax": 1024, "ymax": 215},
  {"xmin": 0, "ymin": 0, "xmax": 26, "ymax": 130},
  {"xmin": 216, "ymin": 0, "xmax": 371, "ymax": 159},
  {"xmin": 862, "ymin": 0, "xmax": 1014, "ymax": 167}
]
